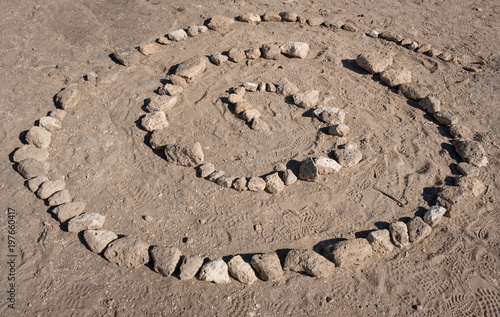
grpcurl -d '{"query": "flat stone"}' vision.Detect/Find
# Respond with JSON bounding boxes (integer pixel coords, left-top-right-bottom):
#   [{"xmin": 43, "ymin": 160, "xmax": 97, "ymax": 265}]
[
  {"xmin": 13, "ymin": 145, "xmax": 49, "ymax": 163},
  {"xmin": 313, "ymin": 106, "xmax": 346, "ymax": 124},
  {"xmin": 149, "ymin": 129, "xmax": 176, "ymax": 150},
  {"xmin": 457, "ymin": 162, "xmax": 480, "ymax": 177},
  {"xmin": 433, "ymin": 111, "xmax": 458, "ymax": 126},
  {"xmin": 328, "ymin": 124, "xmax": 350, "ymax": 137},
  {"xmin": 228, "ymin": 93, "xmax": 244, "ymax": 105},
  {"xmin": 342, "ymin": 22, "xmax": 358, "ymax": 32},
  {"xmin": 25, "ymin": 126, "xmax": 51, "ymax": 148},
  {"xmin": 333, "ymin": 149, "xmax": 362, "ymax": 167},
  {"xmin": 315, "ymin": 157, "xmax": 342, "ymax": 174},
  {"xmin": 242, "ymin": 109, "xmax": 261, "ymax": 122},
  {"xmin": 53, "ymin": 202, "xmax": 85, "ymax": 222},
  {"xmin": 228, "ymin": 255, "xmax": 257, "ymax": 284},
  {"xmin": 423, "ymin": 205, "xmax": 447, "ymax": 227},
  {"xmin": 292, "ymin": 90, "xmax": 319, "ymax": 109},
  {"xmin": 158, "ymin": 36, "xmax": 171, "ymax": 45},
  {"xmin": 228, "ymin": 48, "xmax": 246, "ymax": 63},
  {"xmin": 39, "ymin": 116, "xmax": 61, "ymax": 132},
  {"xmin": 449, "ymin": 124, "xmax": 473, "ymax": 139},
  {"xmin": 380, "ymin": 67, "xmax": 412, "ymax": 87},
  {"xmin": 161, "ymin": 84, "xmax": 183, "ymax": 96},
  {"xmin": 175, "ymin": 57, "xmax": 207, "ymax": 79},
  {"xmin": 186, "ymin": 25, "xmax": 199, "ymax": 37},
  {"xmin": 150, "ymin": 246, "xmax": 182, "ymax": 277},
  {"xmin": 165, "ymin": 141, "xmax": 204, "ymax": 167},
  {"xmin": 366, "ymin": 229, "xmax": 394, "ymax": 253},
  {"xmin": 251, "ymin": 117, "xmax": 269, "ymax": 131},
  {"xmin": 27, "ymin": 176, "xmax": 49, "ymax": 192},
  {"xmin": 389, "ymin": 221, "xmax": 409, "ymax": 248},
  {"xmin": 418, "ymin": 96, "xmax": 441, "ymax": 114},
  {"xmin": 235, "ymin": 102, "xmax": 253, "ymax": 114},
  {"xmin": 207, "ymin": 15, "xmax": 234, "ymax": 31},
  {"xmin": 37, "ymin": 179, "xmax": 66, "ymax": 199},
  {"xmin": 299, "ymin": 157, "xmax": 319, "ymax": 181},
  {"xmin": 323, "ymin": 19, "xmax": 343, "ymax": 30},
  {"xmin": 251, "ymin": 252, "xmax": 283, "ymax": 281},
  {"xmin": 197, "ymin": 163, "xmax": 216, "ymax": 178},
  {"xmin": 208, "ymin": 170, "xmax": 225, "ymax": 182},
  {"xmin": 323, "ymin": 239, "xmax": 373, "ymax": 267},
  {"xmin": 216, "ymin": 175, "xmax": 236, "ymax": 188},
  {"xmin": 141, "ymin": 111, "xmax": 169, "ymax": 132},
  {"xmin": 355, "ymin": 52, "xmax": 394, "ymax": 74},
  {"xmin": 436, "ymin": 186, "xmax": 473, "ymax": 217},
  {"xmin": 17, "ymin": 159, "xmax": 49, "ymax": 179},
  {"xmin": 282, "ymin": 169, "xmax": 297, "ymax": 185},
  {"xmin": 167, "ymin": 29, "xmax": 188, "ymax": 42},
  {"xmin": 261, "ymin": 44, "xmax": 281, "ymax": 60},
  {"xmin": 284, "ymin": 249, "xmax": 335, "ymax": 278},
  {"xmin": 455, "ymin": 176, "xmax": 486, "ymax": 197},
  {"xmin": 429, "ymin": 48, "xmax": 442, "ymax": 57},
  {"xmin": 67, "ymin": 213, "xmax": 106, "ymax": 233},
  {"xmin": 232, "ymin": 177, "xmax": 248, "ymax": 191},
  {"xmin": 112, "ymin": 50, "xmax": 141, "ymax": 66},
  {"xmin": 239, "ymin": 13, "xmax": 261, "ymax": 24},
  {"xmin": 280, "ymin": 42, "xmax": 310, "ymax": 59},
  {"xmin": 265, "ymin": 172, "xmax": 285, "ymax": 193},
  {"xmin": 83, "ymin": 229, "xmax": 118, "ymax": 253},
  {"xmin": 179, "ymin": 255, "xmax": 204, "ymax": 280},
  {"xmin": 168, "ymin": 74, "xmax": 187, "ymax": 88},
  {"xmin": 55, "ymin": 85, "xmax": 80, "ymax": 111},
  {"xmin": 243, "ymin": 82, "xmax": 258, "ymax": 92},
  {"xmin": 209, "ymin": 53, "xmax": 228, "ymax": 66},
  {"xmin": 245, "ymin": 47, "xmax": 261, "ymax": 59},
  {"xmin": 307, "ymin": 16, "xmax": 324, "ymax": 26},
  {"xmin": 367, "ymin": 29, "xmax": 379, "ymax": 38},
  {"xmin": 146, "ymin": 95, "xmax": 178, "ymax": 112},
  {"xmin": 398, "ymin": 83, "xmax": 430, "ymax": 101},
  {"xmin": 247, "ymin": 177, "xmax": 266, "ymax": 192},
  {"xmin": 103, "ymin": 236, "xmax": 150, "ymax": 268},
  {"xmin": 138, "ymin": 43, "xmax": 159, "ymax": 55},
  {"xmin": 417, "ymin": 44, "xmax": 432, "ymax": 54},
  {"xmin": 280, "ymin": 12, "xmax": 298, "ymax": 22},
  {"xmin": 262, "ymin": 12, "xmax": 282, "ymax": 22},
  {"xmin": 379, "ymin": 31, "xmax": 403, "ymax": 43},
  {"xmin": 199, "ymin": 259, "xmax": 231, "ymax": 284},
  {"xmin": 407, "ymin": 217, "xmax": 432, "ymax": 243},
  {"xmin": 276, "ymin": 78, "xmax": 299, "ymax": 96},
  {"xmin": 49, "ymin": 109, "xmax": 67, "ymax": 122},
  {"xmin": 452, "ymin": 139, "xmax": 488, "ymax": 167},
  {"xmin": 48, "ymin": 189, "xmax": 71, "ymax": 206}
]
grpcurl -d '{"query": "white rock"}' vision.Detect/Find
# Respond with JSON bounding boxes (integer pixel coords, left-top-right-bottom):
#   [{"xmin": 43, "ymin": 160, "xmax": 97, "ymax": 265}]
[
  {"xmin": 168, "ymin": 29, "xmax": 188, "ymax": 41},
  {"xmin": 25, "ymin": 126, "xmax": 51, "ymax": 148},
  {"xmin": 244, "ymin": 82, "xmax": 258, "ymax": 92},
  {"xmin": 280, "ymin": 42, "xmax": 310, "ymax": 59},
  {"xmin": 199, "ymin": 259, "xmax": 231, "ymax": 284},
  {"xmin": 239, "ymin": 13, "xmax": 261, "ymax": 24},
  {"xmin": 292, "ymin": 90, "xmax": 319, "ymax": 109},
  {"xmin": 39, "ymin": 116, "xmax": 61, "ymax": 132},
  {"xmin": 423, "ymin": 206, "xmax": 447, "ymax": 227},
  {"xmin": 141, "ymin": 111, "xmax": 169, "ymax": 132},
  {"xmin": 315, "ymin": 157, "xmax": 342, "ymax": 174},
  {"xmin": 228, "ymin": 255, "xmax": 257, "ymax": 284},
  {"xmin": 67, "ymin": 213, "xmax": 106, "ymax": 232}
]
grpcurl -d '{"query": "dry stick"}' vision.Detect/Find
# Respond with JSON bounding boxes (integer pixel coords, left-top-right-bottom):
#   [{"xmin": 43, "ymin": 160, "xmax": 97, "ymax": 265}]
[{"xmin": 372, "ymin": 186, "xmax": 406, "ymax": 207}]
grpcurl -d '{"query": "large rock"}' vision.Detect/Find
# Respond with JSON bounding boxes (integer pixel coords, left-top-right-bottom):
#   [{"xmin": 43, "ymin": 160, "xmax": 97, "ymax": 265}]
[
  {"xmin": 207, "ymin": 15, "xmax": 234, "ymax": 31},
  {"xmin": 333, "ymin": 149, "xmax": 362, "ymax": 167},
  {"xmin": 179, "ymin": 255, "xmax": 204, "ymax": 280},
  {"xmin": 239, "ymin": 13, "xmax": 261, "ymax": 24},
  {"xmin": 67, "ymin": 213, "xmax": 106, "ymax": 232},
  {"xmin": 49, "ymin": 109, "xmax": 66, "ymax": 122},
  {"xmin": 228, "ymin": 48, "xmax": 246, "ymax": 63},
  {"xmin": 13, "ymin": 145, "xmax": 49, "ymax": 163},
  {"xmin": 196, "ymin": 163, "xmax": 215, "ymax": 178},
  {"xmin": 175, "ymin": 57, "xmax": 207, "ymax": 79},
  {"xmin": 292, "ymin": 90, "xmax": 319, "ymax": 109},
  {"xmin": 398, "ymin": 83, "xmax": 430, "ymax": 101},
  {"xmin": 251, "ymin": 252, "xmax": 283, "ymax": 281},
  {"xmin": 452, "ymin": 139, "xmax": 488, "ymax": 167},
  {"xmin": 315, "ymin": 157, "xmax": 342, "ymax": 174},
  {"xmin": 141, "ymin": 111, "xmax": 169, "ymax": 132},
  {"xmin": 449, "ymin": 124, "xmax": 473, "ymax": 139},
  {"xmin": 280, "ymin": 42, "xmax": 310, "ymax": 59},
  {"xmin": 284, "ymin": 249, "xmax": 335, "ymax": 278},
  {"xmin": 265, "ymin": 172, "xmax": 285, "ymax": 193},
  {"xmin": 407, "ymin": 217, "xmax": 432, "ymax": 243},
  {"xmin": 423, "ymin": 206, "xmax": 447, "ymax": 227},
  {"xmin": 55, "ymin": 85, "xmax": 80, "ymax": 111},
  {"xmin": 228, "ymin": 255, "xmax": 257, "ymax": 284},
  {"xmin": 380, "ymin": 68, "xmax": 412, "ymax": 87},
  {"xmin": 379, "ymin": 31, "xmax": 403, "ymax": 42},
  {"xmin": 457, "ymin": 162, "xmax": 479, "ymax": 177},
  {"xmin": 366, "ymin": 229, "xmax": 394, "ymax": 253},
  {"xmin": 37, "ymin": 179, "xmax": 66, "ymax": 199},
  {"xmin": 435, "ymin": 186, "xmax": 473, "ymax": 217},
  {"xmin": 355, "ymin": 52, "xmax": 393, "ymax": 74},
  {"xmin": 247, "ymin": 177, "xmax": 267, "ymax": 192},
  {"xmin": 83, "ymin": 229, "xmax": 118, "ymax": 253},
  {"xmin": 149, "ymin": 129, "xmax": 176, "ymax": 150},
  {"xmin": 313, "ymin": 106, "xmax": 345, "ymax": 124},
  {"xmin": 323, "ymin": 239, "xmax": 373, "ymax": 267},
  {"xmin": 418, "ymin": 96, "xmax": 441, "ymax": 114},
  {"xmin": 150, "ymin": 246, "xmax": 182, "ymax": 277},
  {"xmin": 199, "ymin": 259, "xmax": 231, "ymax": 284},
  {"xmin": 280, "ymin": 11, "xmax": 298, "ymax": 22},
  {"xmin": 299, "ymin": 157, "xmax": 319, "ymax": 181},
  {"xmin": 103, "ymin": 236, "xmax": 150, "ymax": 268},
  {"xmin": 25, "ymin": 126, "xmax": 51, "ymax": 148},
  {"xmin": 261, "ymin": 44, "xmax": 281, "ymax": 60},
  {"xmin": 52, "ymin": 202, "xmax": 85, "ymax": 222},
  {"xmin": 165, "ymin": 142, "xmax": 204, "ymax": 167},
  {"xmin": 160, "ymin": 84, "xmax": 183, "ymax": 97},
  {"xmin": 389, "ymin": 221, "xmax": 409, "ymax": 248},
  {"xmin": 17, "ymin": 159, "xmax": 48, "ymax": 179}
]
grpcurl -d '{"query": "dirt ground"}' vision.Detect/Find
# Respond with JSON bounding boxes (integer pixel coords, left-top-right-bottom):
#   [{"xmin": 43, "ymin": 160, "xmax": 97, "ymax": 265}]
[{"xmin": 1, "ymin": 0, "xmax": 499, "ymax": 316}]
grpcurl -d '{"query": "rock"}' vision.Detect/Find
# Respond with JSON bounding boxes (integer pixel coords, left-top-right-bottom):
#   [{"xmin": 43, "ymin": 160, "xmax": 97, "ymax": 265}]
[
  {"xmin": 409, "ymin": 41, "xmax": 419, "ymax": 50},
  {"xmin": 239, "ymin": 13, "xmax": 261, "ymax": 24},
  {"xmin": 228, "ymin": 255, "xmax": 257, "ymax": 284},
  {"xmin": 27, "ymin": 176, "xmax": 49, "ymax": 192},
  {"xmin": 197, "ymin": 163, "xmax": 216, "ymax": 178},
  {"xmin": 247, "ymin": 177, "xmax": 266, "ymax": 192},
  {"xmin": 67, "ymin": 213, "xmax": 106, "ymax": 232},
  {"xmin": 242, "ymin": 109, "xmax": 261, "ymax": 122},
  {"xmin": 187, "ymin": 25, "xmax": 199, "ymax": 37},
  {"xmin": 367, "ymin": 29, "xmax": 379, "ymax": 38},
  {"xmin": 455, "ymin": 176, "xmax": 486, "ymax": 197},
  {"xmin": 245, "ymin": 47, "xmax": 261, "ymax": 59},
  {"xmin": 17, "ymin": 159, "xmax": 49, "ymax": 179},
  {"xmin": 207, "ymin": 15, "xmax": 234, "ymax": 31},
  {"xmin": 149, "ymin": 129, "xmax": 176, "ymax": 150},
  {"xmin": 323, "ymin": 239, "xmax": 373, "ymax": 267},
  {"xmin": 216, "ymin": 175, "xmax": 236, "ymax": 188},
  {"xmin": 232, "ymin": 86, "xmax": 246, "ymax": 95},
  {"xmin": 366, "ymin": 229, "xmax": 394, "ymax": 253},
  {"xmin": 280, "ymin": 12, "xmax": 298, "ymax": 22},
  {"xmin": 313, "ymin": 106, "xmax": 346, "ymax": 124},
  {"xmin": 292, "ymin": 90, "xmax": 319, "ymax": 109},
  {"xmin": 251, "ymin": 118, "xmax": 269, "ymax": 131},
  {"xmin": 418, "ymin": 96, "xmax": 441, "ymax": 114},
  {"xmin": 423, "ymin": 206, "xmax": 447, "ymax": 227},
  {"xmin": 355, "ymin": 52, "xmax": 393, "ymax": 74},
  {"xmin": 48, "ymin": 189, "xmax": 71, "ymax": 206},
  {"xmin": 179, "ymin": 255, "xmax": 204, "ymax": 280},
  {"xmin": 251, "ymin": 252, "xmax": 283, "ymax": 281},
  {"xmin": 438, "ymin": 52, "xmax": 453, "ymax": 62},
  {"xmin": 429, "ymin": 48, "xmax": 442, "ymax": 57},
  {"xmin": 261, "ymin": 44, "xmax": 281, "ymax": 60},
  {"xmin": 339, "ymin": 142, "xmax": 358, "ymax": 150},
  {"xmin": 228, "ymin": 93, "xmax": 244, "ymax": 105},
  {"xmin": 112, "ymin": 50, "xmax": 141, "ymax": 66},
  {"xmin": 266, "ymin": 83, "xmax": 276, "ymax": 92},
  {"xmin": 146, "ymin": 95, "xmax": 178, "ymax": 112},
  {"xmin": 138, "ymin": 43, "xmax": 158, "ymax": 55},
  {"xmin": 333, "ymin": 149, "xmax": 362, "ymax": 167},
  {"xmin": 299, "ymin": 157, "xmax": 319, "ymax": 181},
  {"xmin": 328, "ymin": 124, "xmax": 350, "ymax": 137},
  {"xmin": 141, "ymin": 111, "xmax": 169, "ymax": 132},
  {"xmin": 297, "ymin": 16, "xmax": 307, "ymax": 24},
  {"xmin": 276, "ymin": 78, "xmax": 299, "ymax": 96},
  {"xmin": 398, "ymin": 83, "xmax": 430, "ymax": 101},
  {"xmin": 39, "ymin": 116, "xmax": 61, "ymax": 132},
  {"xmin": 160, "ymin": 84, "xmax": 183, "ymax": 96},
  {"xmin": 380, "ymin": 68, "xmax": 412, "ymax": 87},
  {"xmin": 389, "ymin": 221, "xmax": 409, "ymax": 248},
  {"xmin": 13, "ymin": 145, "xmax": 49, "ymax": 163},
  {"xmin": 199, "ymin": 259, "xmax": 231, "ymax": 284},
  {"xmin": 208, "ymin": 170, "xmax": 225, "ymax": 182},
  {"xmin": 168, "ymin": 29, "xmax": 188, "ymax": 42},
  {"xmin": 168, "ymin": 74, "xmax": 187, "ymax": 88},
  {"xmin": 37, "ymin": 179, "xmax": 66, "ymax": 199},
  {"xmin": 150, "ymin": 246, "xmax": 182, "ymax": 277},
  {"xmin": 53, "ymin": 202, "xmax": 85, "ymax": 222},
  {"xmin": 262, "ymin": 12, "xmax": 282, "ymax": 22},
  {"xmin": 342, "ymin": 22, "xmax": 358, "ymax": 32},
  {"xmin": 55, "ymin": 85, "xmax": 80, "ymax": 111},
  {"xmin": 228, "ymin": 48, "xmax": 246, "ymax": 63},
  {"xmin": 49, "ymin": 109, "xmax": 66, "ymax": 122},
  {"xmin": 407, "ymin": 217, "xmax": 432, "ymax": 243},
  {"xmin": 282, "ymin": 169, "xmax": 297, "ymax": 185},
  {"xmin": 315, "ymin": 157, "xmax": 342, "ymax": 174},
  {"xmin": 197, "ymin": 26, "xmax": 208, "ymax": 33},
  {"xmin": 280, "ymin": 42, "xmax": 310, "ymax": 59},
  {"xmin": 417, "ymin": 44, "xmax": 432, "ymax": 54},
  {"xmin": 284, "ymin": 249, "xmax": 335, "ymax": 278},
  {"xmin": 157, "ymin": 36, "xmax": 170, "ymax": 45},
  {"xmin": 209, "ymin": 53, "xmax": 228, "ymax": 66},
  {"xmin": 401, "ymin": 38, "xmax": 412, "ymax": 46},
  {"xmin": 457, "ymin": 162, "xmax": 479, "ymax": 177},
  {"xmin": 83, "ymin": 229, "xmax": 118, "ymax": 253},
  {"xmin": 433, "ymin": 110, "xmax": 458, "ymax": 126},
  {"xmin": 165, "ymin": 142, "xmax": 204, "ymax": 167},
  {"xmin": 233, "ymin": 177, "xmax": 248, "ymax": 191},
  {"xmin": 307, "ymin": 16, "xmax": 324, "ymax": 26},
  {"xmin": 175, "ymin": 57, "xmax": 207, "ymax": 79},
  {"xmin": 265, "ymin": 172, "xmax": 285, "ymax": 193},
  {"xmin": 235, "ymin": 102, "xmax": 253, "ymax": 114},
  {"xmin": 323, "ymin": 19, "xmax": 343, "ymax": 30},
  {"xmin": 436, "ymin": 186, "xmax": 473, "ymax": 217},
  {"xmin": 25, "ymin": 126, "xmax": 51, "ymax": 148},
  {"xmin": 243, "ymin": 82, "xmax": 259, "ymax": 92},
  {"xmin": 449, "ymin": 124, "xmax": 473, "ymax": 139},
  {"xmin": 379, "ymin": 31, "xmax": 403, "ymax": 43},
  {"xmin": 452, "ymin": 139, "xmax": 487, "ymax": 167},
  {"xmin": 103, "ymin": 236, "xmax": 150, "ymax": 268}
]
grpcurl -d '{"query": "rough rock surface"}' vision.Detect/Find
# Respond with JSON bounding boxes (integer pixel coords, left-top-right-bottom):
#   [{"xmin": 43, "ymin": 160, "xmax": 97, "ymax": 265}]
[
  {"xmin": 284, "ymin": 249, "xmax": 335, "ymax": 278},
  {"xmin": 280, "ymin": 11, "xmax": 298, "ymax": 22},
  {"xmin": 208, "ymin": 170, "xmax": 225, "ymax": 182},
  {"xmin": 328, "ymin": 124, "xmax": 350, "ymax": 137},
  {"xmin": 367, "ymin": 229, "xmax": 394, "ymax": 253},
  {"xmin": 27, "ymin": 176, "xmax": 49, "ymax": 192},
  {"xmin": 247, "ymin": 177, "xmax": 267, "ymax": 192},
  {"xmin": 315, "ymin": 157, "xmax": 342, "ymax": 174},
  {"xmin": 299, "ymin": 157, "xmax": 319, "ymax": 181},
  {"xmin": 280, "ymin": 42, "xmax": 310, "ymax": 59},
  {"xmin": 265, "ymin": 172, "xmax": 285, "ymax": 193},
  {"xmin": 37, "ymin": 179, "xmax": 66, "ymax": 199},
  {"xmin": 292, "ymin": 90, "xmax": 319, "ymax": 109},
  {"xmin": 433, "ymin": 111, "xmax": 458, "ymax": 126},
  {"xmin": 197, "ymin": 163, "xmax": 216, "ymax": 178},
  {"xmin": 179, "ymin": 256, "xmax": 204, "ymax": 280},
  {"xmin": 25, "ymin": 126, "xmax": 52, "ymax": 148},
  {"xmin": 207, "ymin": 15, "xmax": 234, "ymax": 31},
  {"xmin": 323, "ymin": 239, "xmax": 373, "ymax": 267},
  {"xmin": 53, "ymin": 202, "xmax": 85, "ymax": 222},
  {"xmin": 398, "ymin": 83, "xmax": 430, "ymax": 100},
  {"xmin": 262, "ymin": 12, "xmax": 282, "ymax": 22},
  {"xmin": 242, "ymin": 109, "xmax": 261, "ymax": 122},
  {"xmin": 251, "ymin": 117, "xmax": 269, "ymax": 131},
  {"xmin": 13, "ymin": 145, "xmax": 49, "ymax": 163},
  {"xmin": 141, "ymin": 111, "xmax": 169, "ymax": 132},
  {"xmin": 379, "ymin": 31, "xmax": 403, "ymax": 42},
  {"xmin": 313, "ymin": 106, "xmax": 345, "ymax": 124},
  {"xmin": 389, "ymin": 221, "xmax": 409, "ymax": 248},
  {"xmin": 150, "ymin": 246, "xmax": 182, "ymax": 277},
  {"xmin": 83, "ymin": 229, "xmax": 118, "ymax": 253},
  {"xmin": 333, "ymin": 149, "xmax": 362, "ymax": 167},
  {"xmin": 149, "ymin": 129, "xmax": 176, "ymax": 150},
  {"xmin": 17, "ymin": 159, "xmax": 49, "ymax": 179},
  {"xmin": 251, "ymin": 253, "xmax": 283, "ymax": 281},
  {"xmin": 261, "ymin": 44, "xmax": 281, "ymax": 60},
  {"xmin": 228, "ymin": 48, "xmax": 246, "ymax": 63},
  {"xmin": 216, "ymin": 175, "xmax": 236, "ymax": 188},
  {"xmin": 48, "ymin": 189, "xmax": 71, "ymax": 206},
  {"xmin": 449, "ymin": 124, "xmax": 473, "ymax": 139},
  {"xmin": 239, "ymin": 13, "xmax": 261, "ymax": 24},
  {"xmin": 67, "ymin": 213, "xmax": 106, "ymax": 233},
  {"xmin": 165, "ymin": 142, "xmax": 204, "ymax": 167},
  {"xmin": 380, "ymin": 68, "xmax": 412, "ymax": 87},
  {"xmin": 138, "ymin": 43, "xmax": 158, "ymax": 55},
  {"xmin": 199, "ymin": 259, "xmax": 231, "ymax": 284},
  {"xmin": 455, "ymin": 176, "xmax": 486, "ymax": 198},
  {"xmin": 282, "ymin": 169, "xmax": 297, "ymax": 185},
  {"xmin": 228, "ymin": 255, "xmax": 257, "ymax": 284},
  {"xmin": 39, "ymin": 116, "xmax": 62, "ymax": 132},
  {"xmin": 175, "ymin": 57, "xmax": 207, "ymax": 79},
  {"xmin": 436, "ymin": 186, "xmax": 473, "ymax": 217},
  {"xmin": 355, "ymin": 52, "xmax": 393, "ymax": 74},
  {"xmin": 418, "ymin": 96, "xmax": 441, "ymax": 114},
  {"xmin": 168, "ymin": 29, "xmax": 188, "ymax": 42},
  {"xmin": 232, "ymin": 177, "xmax": 248, "ymax": 191},
  {"xmin": 407, "ymin": 217, "xmax": 432, "ymax": 243},
  {"xmin": 423, "ymin": 206, "xmax": 447, "ymax": 226},
  {"xmin": 146, "ymin": 95, "xmax": 177, "ymax": 112},
  {"xmin": 112, "ymin": 50, "xmax": 141, "ymax": 66},
  {"xmin": 103, "ymin": 236, "xmax": 150, "ymax": 268},
  {"xmin": 55, "ymin": 85, "xmax": 80, "ymax": 111},
  {"xmin": 209, "ymin": 53, "xmax": 228, "ymax": 66},
  {"xmin": 452, "ymin": 139, "xmax": 488, "ymax": 167}
]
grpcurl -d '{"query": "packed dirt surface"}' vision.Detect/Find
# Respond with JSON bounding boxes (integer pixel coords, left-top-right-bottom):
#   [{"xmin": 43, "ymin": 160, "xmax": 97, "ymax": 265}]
[{"xmin": 1, "ymin": 0, "xmax": 499, "ymax": 316}]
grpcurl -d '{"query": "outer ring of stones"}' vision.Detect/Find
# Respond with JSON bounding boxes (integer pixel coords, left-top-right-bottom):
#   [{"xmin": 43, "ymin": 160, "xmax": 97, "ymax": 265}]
[{"xmin": 12, "ymin": 12, "xmax": 488, "ymax": 285}]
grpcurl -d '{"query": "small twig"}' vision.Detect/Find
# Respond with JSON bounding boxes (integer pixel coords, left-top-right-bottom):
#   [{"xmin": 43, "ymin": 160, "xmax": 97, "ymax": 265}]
[{"xmin": 372, "ymin": 186, "xmax": 406, "ymax": 207}]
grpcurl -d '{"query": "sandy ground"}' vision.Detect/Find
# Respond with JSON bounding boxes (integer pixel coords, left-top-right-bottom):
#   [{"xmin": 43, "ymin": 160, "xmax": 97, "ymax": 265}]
[{"xmin": 1, "ymin": 0, "xmax": 499, "ymax": 316}]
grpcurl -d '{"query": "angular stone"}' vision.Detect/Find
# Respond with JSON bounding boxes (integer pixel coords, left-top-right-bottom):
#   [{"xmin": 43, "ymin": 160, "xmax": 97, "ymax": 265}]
[
  {"xmin": 307, "ymin": 16, "xmax": 324, "ymax": 26},
  {"xmin": 455, "ymin": 176, "xmax": 486, "ymax": 197},
  {"xmin": 418, "ymin": 96, "xmax": 441, "ymax": 114},
  {"xmin": 186, "ymin": 25, "xmax": 199, "ymax": 37},
  {"xmin": 243, "ymin": 82, "xmax": 258, "ymax": 92},
  {"xmin": 433, "ymin": 111, "xmax": 458, "ymax": 126},
  {"xmin": 262, "ymin": 12, "xmax": 282, "ymax": 22},
  {"xmin": 235, "ymin": 102, "xmax": 253, "ymax": 114},
  {"xmin": 342, "ymin": 22, "xmax": 358, "ymax": 32},
  {"xmin": 280, "ymin": 42, "xmax": 310, "ymax": 59},
  {"xmin": 407, "ymin": 217, "xmax": 432, "ymax": 243},
  {"xmin": 112, "ymin": 50, "xmax": 141, "ymax": 66},
  {"xmin": 146, "ymin": 95, "xmax": 177, "ymax": 112},
  {"xmin": 141, "ymin": 111, "xmax": 169, "ymax": 132},
  {"xmin": 242, "ymin": 109, "xmax": 261, "ymax": 122},
  {"xmin": 149, "ymin": 129, "xmax": 176, "ymax": 150},
  {"xmin": 282, "ymin": 169, "xmax": 297, "ymax": 186},
  {"xmin": 299, "ymin": 157, "xmax": 319, "ymax": 181},
  {"xmin": 209, "ymin": 53, "xmax": 228, "ymax": 66},
  {"xmin": 423, "ymin": 206, "xmax": 447, "ymax": 227},
  {"xmin": 261, "ymin": 44, "xmax": 281, "ymax": 60},
  {"xmin": 13, "ymin": 145, "xmax": 49, "ymax": 163},
  {"xmin": 53, "ymin": 202, "xmax": 85, "ymax": 222},
  {"xmin": 245, "ymin": 47, "xmax": 261, "ymax": 59},
  {"xmin": 356, "ymin": 52, "xmax": 393, "ymax": 74},
  {"xmin": 438, "ymin": 52, "xmax": 453, "ymax": 62},
  {"xmin": 266, "ymin": 83, "xmax": 276, "ymax": 92},
  {"xmin": 436, "ymin": 186, "xmax": 473, "ymax": 217},
  {"xmin": 216, "ymin": 175, "xmax": 236, "ymax": 188},
  {"xmin": 208, "ymin": 170, "xmax": 225, "ymax": 182},
  {"xmin": 417, "ymin": 44, "xmax": 432, "ymax": 54},
  {"xmin": 247, "ymin": 177, "xmax": 266, "ymax": 192},
  {"xmin": 207, "ymin": 15, "xmax": 234, "ymax": 31},
  {"xmin": 409, "ymin": 41, "xmax": 419, "ymax": 50},
  {"xmin": 150, "ymin": 246, "xmax": 182, "ymax": 277},
  {"xmin": 328, "ymin": 124, "xmax": 350, "ymax": 137},
  {"xmin": 168, "ymin": 74, "xmax": 187, "ymax": 88},
  {"xmin": 315, "ymin": 157, "xmax": 342, "ymax": 174},
  {"xmin": 367, "ymin": 29, "xmax": 379, "ymax": 38},
  {"xmin": 280, "ymin": 12, "xmax": 298, "ymax": 22},
  {"xmin": 380, "ymin": 67, "xmax": 412, "ymax": 87},
  {"xmin": 233, "ymin": 177, "xmax": 248, "ymax": 191},
  {"xmin": 67, "ymin": 212, "xmax": 106, "ymax": 233},
  {"xmin": 401, "ymin": 38, "xmax": 412, "ymax": 46},
  {"xmin": 313, "ymin": 106, "xmax": 345, "ymax": 124},
  {"xmin": 49, "ymin": 109, "xmax": 67, "ymax": 122},
  {"xmin": 167, "ymin": 29, "xmax": 188, "ymax": 42},
  {"xmin": 452, "ymin": 139, "xmax": 488, "ymax": 167},
  {"xmin": 265, "ymin": 172, "xmax": 285, "ymax": 193},
  {"xmin": 228, "ymin": 93, "xmax": 244, "ymax": 105},
  {"xmin": 48, "ymin": 189, "xmax": 71, "ymax": 206},
  {"xmin": 333, "ymin": 149, "xmax": 362, "ymax": 167},
  {"xmin": 175, "ymin": 57, "xmax": 207, "ymax": 79},
  {"xmin": 389, "ymin": 221, "xmax": 409, "ymax": 248},
  {"xmin": 165, "ymin": 142, "xmax": 204, "ymax": 167},
  {"xmin": 39, "ymin": 116, "xmax": 61, "ymax": 132},
  {"xmin": 228, "ymin": 48, "xmax": 246, "ymax": 63},
  {"xmin": 379, "ymin": 31, "xmax": 403, "ymax": 43},
  {"xmin": 197, "ymin": 25, "xmax": 208, "ymax": 33},
  {"xmin": 284, "ymin": 249, "xmax": 335, "ymax": 278},
  {"xmin": 449, "ymin": 124, "xmax": 473, "ymax": 139},
  {"xmin": 292, "ymin": 90, "xmax": 319, "ymax": 109},
  {"xmin": 83, "ymin": 229, "xmax": 118, "ymax": 253},
  {"xmin": 197, "ymin": 163, "xmax": 215, "ymax": 178},
  {"xmin": 239, "ymin": 13, "xmax": 261, "ymax": 24},
  {"xmin": 323, "ymin": 239, "xmax": 373, "ymax": 267},
  {"xmin": 55, "ymin": 85, "xmax": 80, "ymax": 111},
  {"xmin": 228, "ymin": 255, "xmax": 257, "ymax": 284},
  {"xmin": 17, "ymin": 159, "xmax": 48, "ymax": 179},
  {"xmin": 179, "ymin": 255, "xmax": 204, "ymax": 280},
  {"xmin": 366, "ymin": 229, "xmax": 394, "ymax": 253},
  {"xmin": 103, "ymin": 236, "xmax": 150, "ymax": 268},
  {"xmin": 251, "ymin": 252, "xmax": 283, "ymax": 281},
  {"xmin": 27, "ymin": 176, "xmax": 49, "ymax": 192},
  {"xmin": 37, "ymin": 179, "xmax": 66, "ymax": 199},
  {"xmin": 251, "ymin": 117, "xmax": 269, "ymax": 131},
  {"xmin": 138, "ymin": 43, "xmax": 159, "ymax": 55},
  {"xmin": 457, "ymin": 162, "xmax": 479, "ymax": 177},
  {"xmin": 161, "ymin": 84, "xmax": 183, "ymax": 96},
  {"xmin": 199, "ymin": 259, "xmax": 231, "ymax": 284},
  {"xmin": 276, "ymin": 78, "xmax": 299, "ymax": 96},
  {"xmin": 398, "ymin": 83, "xmax": 430, "ymax": 101},
  {"xmin": 26, "ymin": 126, "xmax": 51, "ymax": 148},
  {"xmin": 429, "ymin": 48, "xmax": 442, "ymax": 57}
]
